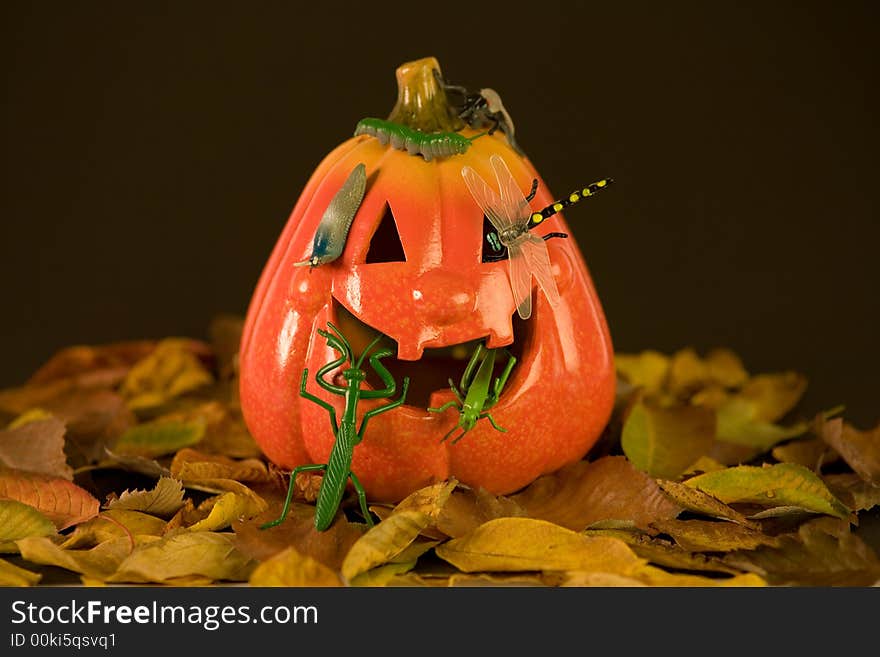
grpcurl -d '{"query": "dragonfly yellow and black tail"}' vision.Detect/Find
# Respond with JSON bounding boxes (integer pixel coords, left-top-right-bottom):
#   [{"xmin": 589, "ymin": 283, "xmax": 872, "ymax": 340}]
[{"xmin": 527, "ymin": 178, "xmax": 613, "ymax": 230}]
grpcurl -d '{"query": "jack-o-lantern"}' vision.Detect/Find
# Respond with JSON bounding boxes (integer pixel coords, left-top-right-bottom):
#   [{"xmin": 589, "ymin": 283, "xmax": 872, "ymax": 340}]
[{"xmin": 239, "ymin": 57, "xmax": 615, "ymax": 503}]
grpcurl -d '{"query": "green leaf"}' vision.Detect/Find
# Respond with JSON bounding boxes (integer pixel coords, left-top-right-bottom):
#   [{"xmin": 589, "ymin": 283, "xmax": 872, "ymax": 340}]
[
  {"xmin": 716, "ymin": 397, "xmax": 807, "ymax": 450},
  {"xmin": 113, "ymin": 418, "xmax": 205, "ymax": 458},
  {"xmin": 684, "ymin": 463, "xmax": 851, "ymax": 520},
  {"xmin": 104, "ymin": 477, "xmax": 186, "ymax": 518},
  {"xmin": 622, "ymin": 400, "xmax": 715, "ymax": 479},
  {"xmin": 0, "ymin": 500, "xmax": 56, "ymax": 543}
]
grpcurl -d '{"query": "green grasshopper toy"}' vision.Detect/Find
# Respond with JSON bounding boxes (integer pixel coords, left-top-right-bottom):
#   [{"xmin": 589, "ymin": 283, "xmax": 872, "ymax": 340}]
[
  {"xmin": 261, "ymin": 322, "xmax": 409, "ymax": 531},
  {"xmin": 428, "ymin": 343, "xmax": 516, "ymax": 443}
]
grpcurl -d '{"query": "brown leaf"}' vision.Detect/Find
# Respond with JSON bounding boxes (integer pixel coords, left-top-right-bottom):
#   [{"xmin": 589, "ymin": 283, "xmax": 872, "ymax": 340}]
[
  {"xmin": 0, "ymin": 416, "xmax": 72, "ymax": 479},
  {"xmin": 772, "ymin": 437, "xmax": 840, "ymax": 470},
  {"xmin": 392, "ymin": 480, "xmax": 457, "ymax": 518},
  {"xmin": 233, "ymin": 503, "xmax": 364, "ymax": 571},
  {"xmin": 435, "ymin": 488, "xmax": 527, "ymax": 539},
  {"xmin": 584, "ymin": 528, "xmax": 743, "ymax": 574},
  {"xmin": 208, "ymin": 315, "xmax": 244, "ymax": 380},
  {"xmin": 28, "ymin": 341, "xmax": 158, "ymax": 385},
  {"xmin": 512, "ymin": 457, "xmax": 681, "ymax": 531},
  {"xmin": 0, "ymin": 466, "xmax": 99, "ymax": 530},
  {"xmin": 46, "ymin": 389, "xmax": 135, "ymax": 468},
  {"xmin": 248, "ymin": 546, "xmax": 341, "ymax": 587},
  {"xmin": 650, "ymin": 519, "xmax": 781, "ymax": 552},
  {"xmin": 435, "ymin": 517, "xmax": 644, "ymax": 574},
  {"xmin": 724, "ymin": 517, "xmax": 880, "ymax": 586},
  {"xmin": 818, "ymin": 417, "xmax": 880, "ymax": 485},
  {"xmin": 656, "ymin": 479, "xmax": 760, "ymax": 528},
  {"xmin": 824, "ymin": 473, "xmax": 880, "ymax": 513}
]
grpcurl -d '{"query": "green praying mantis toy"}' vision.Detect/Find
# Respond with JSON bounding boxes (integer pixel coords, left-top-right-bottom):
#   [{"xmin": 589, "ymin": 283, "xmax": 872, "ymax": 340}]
[
  {"xmin": 261, "ymin": 322, "xmax": 409, "ymax": 532},
  {"xmin": 428, "ymin": 343, "xmax": 516, "ymax": 443}
]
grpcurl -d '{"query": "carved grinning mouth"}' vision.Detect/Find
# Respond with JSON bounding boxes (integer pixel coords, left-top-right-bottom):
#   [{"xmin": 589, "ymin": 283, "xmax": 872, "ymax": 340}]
[{"xmin": 331, "ymin": 302, "xmax": 530, "ymax": 409}]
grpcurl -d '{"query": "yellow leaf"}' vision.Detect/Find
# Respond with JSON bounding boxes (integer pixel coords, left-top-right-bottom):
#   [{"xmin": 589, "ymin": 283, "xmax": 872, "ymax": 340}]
[
  {"xmin": 350, "ymin": 560, "xmax": 417, "ymax": 587},
  {"xmin": 0, "ymin": 557, "xmax": 41, "ymax": 586},
  {"xmin": 448, "ymin": 573, "xmax": 548, "ymax": 587},
  {"xmin": 188, "ymin": 490, "xmax": 268, "ymax": 532},
  {"xmin": 615, "ymin": 350, "xmax": 670, "ymax": 394},
  {"xmin": 630, "ymin": 565, "xmax": 766, "ymax": 587},
  {"xmin": 60, "ymin": 510, "xmax": 167, "ymax": 549},
  {"xmin": 121, "ymin": 338, "xmax": 214, "ymax": 411},
  {"xmin": 17, "ymin": 536, "xmax": 135, "ymax": 580},
  {"xmin": 341, "ymin": 510, "xmax": 430, "ymax": 581},
  {"xmin": 0, "ymin": 499, "xmax": 56, "ymax": 543},
  {"xmin": 248, "ymin": 546, "xmax": 341, "ymax": 587},
  {"xmin": 705, "ymin": 349, "xmax": 749, "ymax": 388},
  {"xmin": 0, "ymin": 466, "xmax": 99, "ymax": 530},
  {"xmin": 668, "ymin": 348, "xmax": 711, "ymax": 395},
  {"xmin": 716, "ymin": 397, "xmax": 807, "ymax": 450},
  {"xmin": 435, "ymin": 517, "xmax": 644, "ymax": 574},
  {"xmin": 739, "ymin": 372, "xmax": 807, "ymax": 422},
  {"xmin": 105, "ymin": 477, "xmax": 185, "ymax": 518},
  {"xmin": 622, "ymin": 400, "xmax": 715, "ymax": 479},
  {"xmin": 684, "ymin": 463, "xmax": 851, "ymax": 519},
  {"xmin": 109, "ymin": 531, "xmax": 254, "ymax": 584},
  {"xmin": 7, "ymin": 408, "xmax": 53, "ymax": 429}
]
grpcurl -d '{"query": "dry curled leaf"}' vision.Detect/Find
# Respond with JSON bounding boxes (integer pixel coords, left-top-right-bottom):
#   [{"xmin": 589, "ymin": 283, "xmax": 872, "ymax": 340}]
[
  {"xmin": 513, "ymin": 457, "xmax": 681, "ymax": 531},
  {"xmin": 187, "ymin": 490, "xmax": 267, "ymax": 532},
  {"xmin": 17, "ymin": 536, "xmax": 136, "ymax": 580},
  {"xmin": 772, "ymin": 437, "xmax": 840, "ymax": 470},
  {"xmin": 0, "ymin": 466, "xmax": 99, "ymax": 530},
  {"xmin": 170, "ymin": 448, "xmax": 269, "ymax": 482},
  {"xmin": 656, "ymin": 479, "xmax": 759, "ymax": 528},
  {"xmin": 105, "ymin": 477, "xmax": 186, "ymax": 518},
  {"xmin": 435, "ymin": 487, "xmax": 527, "ymax": 539},
  {"xmin": 60, "ymin": 510, "xmax": 167, "ymax": 549},
  {"xmin": 823, "ymin": 473, "xmax": 880, "ymax": 513}
]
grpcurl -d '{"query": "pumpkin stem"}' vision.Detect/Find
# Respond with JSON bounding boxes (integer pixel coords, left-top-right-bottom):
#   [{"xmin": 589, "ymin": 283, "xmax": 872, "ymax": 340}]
[{"xmin": 387, "ymin": 57, "xmax": 464, "ymax": 133}]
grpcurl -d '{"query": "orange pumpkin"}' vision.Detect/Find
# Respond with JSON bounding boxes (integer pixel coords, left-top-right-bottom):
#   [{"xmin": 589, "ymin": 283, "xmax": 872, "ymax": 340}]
[{"xmin": 239, "ymin": 57, "xmax": 615, "ymax": 502}]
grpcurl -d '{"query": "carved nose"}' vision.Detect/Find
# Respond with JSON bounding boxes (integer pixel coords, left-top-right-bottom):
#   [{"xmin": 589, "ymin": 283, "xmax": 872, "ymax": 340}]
[{"xmin": 412, "ymin": 270, "xmax": 476, "ymax": 326}]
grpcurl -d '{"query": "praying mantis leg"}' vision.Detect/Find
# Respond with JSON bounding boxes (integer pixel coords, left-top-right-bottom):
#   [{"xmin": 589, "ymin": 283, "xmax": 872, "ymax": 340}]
[
  {"xmin": 347, "ymin": 470, "xmax": 373, "ymax": 528},
  {"xmin": 260, "ymin": 463, "xmax": 327, "ymax": 529},
  {"xmin": 357, "ymin": 377, "xmax": 410, "ymax": 439}
]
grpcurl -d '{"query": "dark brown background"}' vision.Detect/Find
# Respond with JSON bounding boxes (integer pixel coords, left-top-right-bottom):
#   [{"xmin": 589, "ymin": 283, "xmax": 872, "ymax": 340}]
[{"xmin": 1, "ymin": 2, "xmax": 877, "ymax": 425}]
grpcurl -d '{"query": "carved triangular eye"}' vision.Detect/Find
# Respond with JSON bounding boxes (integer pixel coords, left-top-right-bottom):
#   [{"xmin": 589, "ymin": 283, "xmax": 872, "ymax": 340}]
[{"xmin": 365, "ymin": 203, "xmax": 407, "ymax": 264}]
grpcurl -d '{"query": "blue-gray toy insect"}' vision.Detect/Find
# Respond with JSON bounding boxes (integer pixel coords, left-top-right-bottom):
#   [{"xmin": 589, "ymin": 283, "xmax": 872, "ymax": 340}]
[{"xmin": 294, "ymin": 163, "xmax": 367, "ymax": 268}]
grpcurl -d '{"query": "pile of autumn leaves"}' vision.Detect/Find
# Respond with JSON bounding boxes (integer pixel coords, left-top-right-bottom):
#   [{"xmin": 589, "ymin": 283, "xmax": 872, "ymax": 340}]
[{"xmin": 1, "ymin": 318, "xmax": 878, "ymax": 587}]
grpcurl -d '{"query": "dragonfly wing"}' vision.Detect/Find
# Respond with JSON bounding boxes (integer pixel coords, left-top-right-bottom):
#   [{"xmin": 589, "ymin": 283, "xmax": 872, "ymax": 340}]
[
  {"xmin": 461, "ymin": 165, "xmax": 510, "ymax": 231},
  {"xmin": 507, "ymin": 245, "xmax": 533, "ymax": 320},
  {"xmin": 490, "ymin": 154, "xmax": 531, "ymax": 225},
  {"xmin": 521, "ymin": 235, "xmax": 561, "ymax": 308}
]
